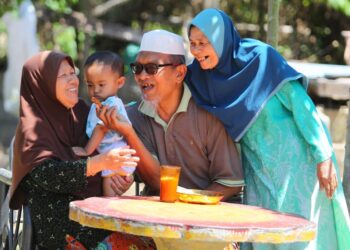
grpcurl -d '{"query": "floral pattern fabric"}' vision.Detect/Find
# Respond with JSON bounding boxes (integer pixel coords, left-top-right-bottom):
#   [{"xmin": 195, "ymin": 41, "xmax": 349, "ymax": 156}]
[
  {"xmin": 66, "ymin": 233, "xmax": 156, "ymax": 250},
  {"xmin": 21, "ymin": 159, "xmax": 110, "ymax": 249}
]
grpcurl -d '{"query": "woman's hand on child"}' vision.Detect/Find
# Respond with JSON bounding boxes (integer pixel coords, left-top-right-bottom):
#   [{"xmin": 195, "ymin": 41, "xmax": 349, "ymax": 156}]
[
  {"xmin": 87, "ymin": 147, "xmax": 139, "ymax": 176},
  {"xmin": 317, "ymin": 158, "xmax": 338, "ymax": 199}
]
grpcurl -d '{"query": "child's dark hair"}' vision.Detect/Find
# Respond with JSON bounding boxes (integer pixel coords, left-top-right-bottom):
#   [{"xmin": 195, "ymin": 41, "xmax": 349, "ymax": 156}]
[{"xmin": 84, "ymin": 51, "xmax": 124, "ymax": 76}]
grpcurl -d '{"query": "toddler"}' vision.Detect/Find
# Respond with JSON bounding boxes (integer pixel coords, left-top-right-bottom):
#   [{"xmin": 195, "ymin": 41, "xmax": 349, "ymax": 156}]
[{"xmin": 72, "ymin": 51, "xmax": 135, "ymax": 196}]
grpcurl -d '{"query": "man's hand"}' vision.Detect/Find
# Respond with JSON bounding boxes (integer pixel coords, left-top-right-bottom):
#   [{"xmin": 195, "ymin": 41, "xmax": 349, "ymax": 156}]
[
  {"xmin": 206, "ymin": 182, "xmax": 243, "ymax": 201},
  {"xmin": 97, "ymin": 105, "xmax": 132, "ymax": 137},
  {"xmin": 110, "ymin": 175, "xmax": 134, "ymax": 196},
  {"xmin": 317, "ymin": 158, "xmax": 338, "ymax": 199}
]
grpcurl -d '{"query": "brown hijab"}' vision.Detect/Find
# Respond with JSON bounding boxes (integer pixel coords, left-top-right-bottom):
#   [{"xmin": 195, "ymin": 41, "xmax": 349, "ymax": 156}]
[{"xmin": 10, "ymin": 51, "xmax": 99, "ymax": 209}]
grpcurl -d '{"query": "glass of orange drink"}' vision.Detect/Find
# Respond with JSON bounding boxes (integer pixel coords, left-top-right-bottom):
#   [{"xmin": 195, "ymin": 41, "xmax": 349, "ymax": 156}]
[{"xmin": 160, "ymin": 165, "xmax": 181, "ymax": 202}]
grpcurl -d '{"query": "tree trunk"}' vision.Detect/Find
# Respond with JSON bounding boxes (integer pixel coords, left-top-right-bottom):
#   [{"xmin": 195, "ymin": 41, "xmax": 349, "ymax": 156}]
[
  {"xmin": 343, "ymin": 96, "xmax": 350, "ymax": 212},
  {"xmin": 258, "ymin": 0, "xmax": 266, "ymax": 41},
  {"xmin": 267, "ymin": 0, "xmax": 281, "ymax": 47},
  {"xmin": 203, "ymin": 0, "xmax": 220, "ymax": 9}
]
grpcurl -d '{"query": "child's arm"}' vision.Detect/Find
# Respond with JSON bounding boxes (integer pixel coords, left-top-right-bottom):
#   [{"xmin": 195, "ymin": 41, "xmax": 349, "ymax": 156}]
[
  {"xmin": 84, "ymin": 124, "xmax": 108, "ymax": 155},
  {"xmin": 72, "ymin": 125, "xmax": 108, "ymax": 156}
]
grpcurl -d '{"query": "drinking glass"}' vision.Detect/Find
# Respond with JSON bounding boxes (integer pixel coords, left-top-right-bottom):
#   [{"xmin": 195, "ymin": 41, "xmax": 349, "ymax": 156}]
[{"xmin": 160, "ymin": 165, "xmax": 181, "ymax": 202}]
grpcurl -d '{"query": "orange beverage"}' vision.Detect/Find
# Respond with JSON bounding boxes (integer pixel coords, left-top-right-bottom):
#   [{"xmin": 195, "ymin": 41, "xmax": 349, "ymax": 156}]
[{"xmin": 160, "ymin": 165, "xmax": 181, "ymax": 202}]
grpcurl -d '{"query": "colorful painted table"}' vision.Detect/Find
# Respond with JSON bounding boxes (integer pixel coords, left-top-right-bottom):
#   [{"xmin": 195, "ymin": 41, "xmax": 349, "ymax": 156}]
[{"xmin": 69, "ymin": 196, "xmax": 316, "ymax": 250}]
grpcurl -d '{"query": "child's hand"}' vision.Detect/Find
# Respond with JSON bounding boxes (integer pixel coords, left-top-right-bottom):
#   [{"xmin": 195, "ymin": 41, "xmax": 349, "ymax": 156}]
[
  {"xmin": 72, "ymin": 146, "xmax": 89, "ymax": 156},
  {"xmin": 91, "ymin": 97, "xmax": 103, "ymax": 109}
]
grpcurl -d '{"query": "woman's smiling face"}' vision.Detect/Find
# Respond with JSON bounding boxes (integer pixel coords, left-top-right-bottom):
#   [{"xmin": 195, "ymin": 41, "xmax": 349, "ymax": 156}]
[
  {"xmin": 189, "ymin": 26, "xmax": 219, "ymax": 70},
  {"xmin": 56, "ymin": 60, "xmax": 79, "ymax": 109}
]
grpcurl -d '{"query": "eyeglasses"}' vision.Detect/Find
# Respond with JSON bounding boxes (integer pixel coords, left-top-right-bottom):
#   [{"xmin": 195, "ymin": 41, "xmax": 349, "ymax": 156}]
[{"xmin": 130, "ymin": 62, "xmax": 174, "ymax": 75}]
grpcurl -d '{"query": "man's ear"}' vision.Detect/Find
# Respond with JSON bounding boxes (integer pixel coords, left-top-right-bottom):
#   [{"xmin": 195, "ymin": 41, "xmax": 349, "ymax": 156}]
[
  {"xmin": 117, "ymin": 76, "xmax": 126, "ymax": 89},
  {"xmin": 175, "ymin": 64, "xmax": 187, "ymax": 83}
]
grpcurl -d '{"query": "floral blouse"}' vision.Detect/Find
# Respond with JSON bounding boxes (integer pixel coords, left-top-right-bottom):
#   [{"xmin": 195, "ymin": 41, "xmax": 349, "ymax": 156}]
[{"xmin": 20, "ymin": 159, "xmax": 109, "ymax": 249}]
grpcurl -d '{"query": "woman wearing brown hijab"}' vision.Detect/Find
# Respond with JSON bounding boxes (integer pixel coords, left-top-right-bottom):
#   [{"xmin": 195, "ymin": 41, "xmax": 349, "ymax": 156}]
[{"xmin": 9, "ymin": 51, "xmax": 144, "ymax": 248}]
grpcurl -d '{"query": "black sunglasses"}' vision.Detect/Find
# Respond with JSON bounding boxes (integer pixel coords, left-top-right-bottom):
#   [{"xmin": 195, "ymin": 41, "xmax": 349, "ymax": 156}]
[{"xmin": 130, "ymin": 62, "xmax": 174, "ymax": 75}]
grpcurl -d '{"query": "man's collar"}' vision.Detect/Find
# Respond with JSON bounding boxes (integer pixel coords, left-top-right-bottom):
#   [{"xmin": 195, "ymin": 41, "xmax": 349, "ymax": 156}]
[{"xmin": 138, "ymin": 83, "xmax": 192, "ymax": 119}]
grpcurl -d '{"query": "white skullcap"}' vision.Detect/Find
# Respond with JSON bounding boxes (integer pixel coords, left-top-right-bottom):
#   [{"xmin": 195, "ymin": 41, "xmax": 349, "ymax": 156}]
[{"xmin": 139, "ymin": 29, "xmax": 186, "ymax": 56}]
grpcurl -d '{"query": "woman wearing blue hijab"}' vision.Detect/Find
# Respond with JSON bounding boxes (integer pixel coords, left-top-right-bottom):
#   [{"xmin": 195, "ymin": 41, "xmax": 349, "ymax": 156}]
[{"xmin": 186, "ymin": 8, "xmax": 350, "ymax": 250}]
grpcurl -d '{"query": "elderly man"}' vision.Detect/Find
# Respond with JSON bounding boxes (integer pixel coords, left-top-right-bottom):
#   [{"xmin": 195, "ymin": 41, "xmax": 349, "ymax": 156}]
[{"xmin": 100, "ymin": 30, "xmax": 244, "ymax": 201}]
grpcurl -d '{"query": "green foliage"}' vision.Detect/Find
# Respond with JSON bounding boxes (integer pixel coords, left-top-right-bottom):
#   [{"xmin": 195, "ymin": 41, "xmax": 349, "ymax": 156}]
[
  {"xmin": 76, "ymin": 30, "xmax": 86, "ymax": 53},
  {"xmin": 41, "ymin": 0, "xmax": 78, "ymax": 13},
  {"xmin": 277, "ymin": 44, "xmax": 293, "ymax": 58},
  {"xmin": 327, "ymin": 0, "xmax": 350, "ymax": 16},
  {"xmin": 0, "ymin": 0, "xmax": 16, "ymax": 16},
  {"xmin": 0, "ymin": 22, "xmax": 7, "ymax": 60},
  {"xmin": 55, "ymin": 26, "xmax": 77, "ymax": 59},
  {"xmin": 51, "ymin": 23, "xmax": 77, "ymax": 59},
  {"xmin": 143, "ymin": 22, "xmax": 177, "ymax": 33},
  {"xmin": 296, "ymin": 0, "xmax": 350, "ymax": 16},
  {"xmin": 1, "ymin": 0, "xmax": 350, "ymax": 66},
  {"xmin": 261, "ymin": 0, "xmax": 350, "ymax": 63},
  {"xmin": 0, "ymin": 0, "xmax": 78, "ymax": 16}
]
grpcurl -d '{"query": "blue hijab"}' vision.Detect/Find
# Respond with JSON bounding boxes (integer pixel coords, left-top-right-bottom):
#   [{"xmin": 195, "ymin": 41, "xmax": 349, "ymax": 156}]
[{"xmin": 186, "ymin": 9, "xmax": 307, "ymax": 141}]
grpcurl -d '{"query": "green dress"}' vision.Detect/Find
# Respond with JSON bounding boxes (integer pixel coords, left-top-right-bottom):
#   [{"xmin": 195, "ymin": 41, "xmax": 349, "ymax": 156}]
[{"xmin": 240, "ymin": 80, "xmax": 350, "ymax": 250}]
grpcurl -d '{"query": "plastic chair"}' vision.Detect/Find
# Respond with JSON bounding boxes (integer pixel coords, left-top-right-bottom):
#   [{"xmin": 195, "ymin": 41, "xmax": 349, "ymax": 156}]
[{"xmin": 0, "ymin": 138, "xmax": 37, "ymax": 250}]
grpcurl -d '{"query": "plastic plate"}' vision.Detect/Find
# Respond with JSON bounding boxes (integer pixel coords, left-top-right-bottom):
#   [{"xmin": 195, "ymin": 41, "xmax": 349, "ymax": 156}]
[{"xmin": 177, "ymin": 188, "xmax": 224, "ymax": 205}]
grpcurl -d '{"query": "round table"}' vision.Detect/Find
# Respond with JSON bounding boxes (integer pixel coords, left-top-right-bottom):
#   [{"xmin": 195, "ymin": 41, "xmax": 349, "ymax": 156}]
[{"xmin": 69, "ymin": 196, "xmax": 316, "ymax": 250}]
